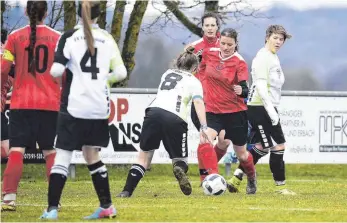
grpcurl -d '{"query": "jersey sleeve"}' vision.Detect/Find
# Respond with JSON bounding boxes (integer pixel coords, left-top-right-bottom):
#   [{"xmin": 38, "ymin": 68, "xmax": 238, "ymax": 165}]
[
  {"xmin": 191, "ymin": 78, "xmax": 204, "ymax": 100},
  {"xmin": 237, "ymin": 59, "xmax": 249, "ymax": 82},
  {"xmin": 2, "ymin": 34, "xmax": 15, "ymax": 62},
  {"xmin": 108, "ymin": 35, "xmax": 127, "ymax": 84},
  {"xmin": 252, "ymin": 51, "xmax": 269, "ymax": 81},
  {"xmin": 54, "ymin": 31, "xmax": 72, "ymax": 66}
]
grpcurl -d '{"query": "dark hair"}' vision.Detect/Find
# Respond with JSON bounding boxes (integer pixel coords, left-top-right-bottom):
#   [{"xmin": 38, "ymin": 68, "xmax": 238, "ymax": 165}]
[
  {"xmin": 81, "ymin": 1, "xmax": 100, "ymax": 56},
  {"xmin": 26, "ymin": 0, "xmax": 48, "ymax": 77},
  {"xmin": 220, "ymin": 28, "xmax": 239, "ymax": 51},
  {"xmin": 1, "ymin": 29, "xmax": 8, "ymax": 44},
  {"xmin": 265, "ymin": 24, "xmax": 292, "ymax": 43},
  {"xmin": 176, "ymin": 46, "xmax": 199, "ymax": 72},
  {"xmin": 201, "ymin": 12, "xmax": 220, "ymax": 31}
]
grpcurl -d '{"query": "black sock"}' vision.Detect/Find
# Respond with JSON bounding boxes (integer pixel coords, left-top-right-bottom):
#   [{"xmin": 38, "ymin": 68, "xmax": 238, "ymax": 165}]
[
  {"xmin": 48, "ymin": 173, "xmax": 67, "ymax": 211},
  {"xmin": 88, "ymin": 161, "xmax": 112, "ymax": 209},
  {"xmin": 270, "ymin": 150, "xmax": 285, "ymax": 183},
  {"xmin": 237, "ymin": 145, "xmax": 268, "ymax": 177},
  {"xmin": 173, "ymin": 160, "xmax": 188, "ymax": 173},
  {"xmin": 123, "ymin": 164, "xmax": 146, "ymax": 195}
]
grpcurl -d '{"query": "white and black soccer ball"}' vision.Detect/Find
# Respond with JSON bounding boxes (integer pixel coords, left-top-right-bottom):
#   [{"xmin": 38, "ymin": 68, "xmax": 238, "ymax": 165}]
[{"xmin": 201, "ymin": 174, "xmax": 227, "ymax": 196}]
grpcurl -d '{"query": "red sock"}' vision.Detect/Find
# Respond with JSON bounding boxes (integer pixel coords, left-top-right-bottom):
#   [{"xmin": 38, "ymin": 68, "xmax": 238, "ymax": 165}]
[
  {"xmin": 2, "ymin": 151, "xmax": 24, "ymax": 195},
  {"xmin": 44, "ymin": 152, "xmax": 56, "ymax": 182},
  {"xmin": 198, "ymin": 143, "xmax": 218, "ymax": 182},
  {"xmin": 198, "ymin": 145, "xmax": 207, "ymax": 182},
  {"xmin": 214, "ymin": 144, "xmax": 227, "ymax": 162},
  {"xmin": 240, "ymin": 152, "xmax": 256, "ymax": 179}
]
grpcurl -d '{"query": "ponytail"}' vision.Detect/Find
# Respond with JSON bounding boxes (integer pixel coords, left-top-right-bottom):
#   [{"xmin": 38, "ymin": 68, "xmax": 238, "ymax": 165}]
[
  {"xmin": 82, "ymin": 1, "xmax": 95, "ymax": 56},
  {"xmin": 26, "ymin": 0, "xmax": 47, "ymax": 77}
]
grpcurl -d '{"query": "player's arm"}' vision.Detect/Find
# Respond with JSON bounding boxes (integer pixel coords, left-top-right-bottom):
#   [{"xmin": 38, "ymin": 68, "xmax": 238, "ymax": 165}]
[
  {"xmin": 1, "ymin": 35, "xmax": 15, "ymax": 89},
  {"xmin": 108, "ymin": 36, "xmax": 127, "ymax": 86},
  {"xmin": 191, "ymin": 80, "xmax": 207, "ymax": 128},
  {"xmin": 253, "ymin": 54, "xmax": 279, "ymax": 125},
  {"xmin": 235, "ymin": 60, "xmax": 249, "ymax": 98},
  {"xmin": 50, "ymin": 31, "xmax": 72, "ymax": 77}
]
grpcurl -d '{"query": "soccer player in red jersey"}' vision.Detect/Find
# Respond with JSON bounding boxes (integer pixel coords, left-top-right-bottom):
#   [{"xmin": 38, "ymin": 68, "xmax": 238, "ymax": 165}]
[
  {"xmin": 184, "ymin": 13, "xmax": 231, "ymax": 180},
  {"xmin": 196, "ymin": 28, "xmax": 257, "ymax": 194},
  {"xmin": 1, "ymin": 1, "xmax": 61, "ymax": 211}
]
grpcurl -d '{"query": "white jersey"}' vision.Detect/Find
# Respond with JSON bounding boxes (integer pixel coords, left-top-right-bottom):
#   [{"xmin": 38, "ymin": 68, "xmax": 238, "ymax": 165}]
[
  {"xmin": 54, "ymin": 24, "xmax": 124, "ymax": 119},
  {"xmin": 248, "ymin": 47, "xmax": 285, "ymax": 107},
  {"xmin": 149, "ymin": 69, "xmax": 203, "ymax": 122}
]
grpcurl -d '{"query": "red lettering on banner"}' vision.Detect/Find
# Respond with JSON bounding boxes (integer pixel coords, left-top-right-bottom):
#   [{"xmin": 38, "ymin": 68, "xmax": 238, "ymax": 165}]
[
  {"xmin": 117, "ymin": 98, "xmax": 129, "ymax": 122},
  {"xmin": 108, "ymin": 100, "xmax": 116, "ymax": 124}
]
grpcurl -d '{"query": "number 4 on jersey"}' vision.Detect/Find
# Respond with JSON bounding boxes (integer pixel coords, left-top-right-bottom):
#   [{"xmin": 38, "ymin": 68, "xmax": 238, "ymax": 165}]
[{"xmin": 80, "ymin": 49, "xmax": 100, "ymax": 79}]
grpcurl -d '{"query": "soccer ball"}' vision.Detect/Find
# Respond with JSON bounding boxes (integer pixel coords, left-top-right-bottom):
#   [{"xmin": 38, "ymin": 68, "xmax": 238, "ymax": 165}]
[{"xmin": 202, "ymin": 174, "xmax": 227, "ymax": 196}]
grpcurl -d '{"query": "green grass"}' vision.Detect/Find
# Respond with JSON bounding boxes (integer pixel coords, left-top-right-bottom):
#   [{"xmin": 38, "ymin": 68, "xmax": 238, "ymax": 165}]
[{"xmin": 1, "ymin": 164, "xmax": 347, "ymax": 222}]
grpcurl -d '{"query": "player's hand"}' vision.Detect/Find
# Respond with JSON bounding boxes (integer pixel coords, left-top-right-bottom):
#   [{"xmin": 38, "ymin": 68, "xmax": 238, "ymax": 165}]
[
  {"xmin": 199, "ymin": 124, "xmax": 212, "ymax": 145},
  {"xmin": 269, "ymin": 110, "xmax": 280, "ymax": 126},
  {"xmin": 233, "ymin": 85, "xmax": 242, "ymax": 95}
]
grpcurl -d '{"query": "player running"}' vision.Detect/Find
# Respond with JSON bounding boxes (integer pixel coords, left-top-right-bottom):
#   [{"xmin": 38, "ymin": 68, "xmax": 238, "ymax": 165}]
[
  {"xmin": 1, "ymin": 1, "xmax": 61, "ymax": 211},
  {"xmin": 40, "ymin": 1, "xmax": 127, "ymax": 220},
  {"xmin": 196, "ymin": 28, "xmax": 257, "ymax": 194},
  {"xmin": 117, "ymin": 46, "xmax": 209, "ymax": 198},
  {"xmin": 227, "ymin": 25, "xmax": 296, "ymax": 195}
]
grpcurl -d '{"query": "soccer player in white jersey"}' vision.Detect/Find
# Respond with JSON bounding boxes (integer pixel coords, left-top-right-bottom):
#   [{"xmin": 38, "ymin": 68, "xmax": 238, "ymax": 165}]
[
  {"xmin": 40, "ymin": 1, "xmax": 127, "ymax": 220},
  {"xmin": 228, "ymin": 25, "xmax": 296, "ymax": 195},
  {"xmin": 117, "ymin": 47, "xmax": 210, "ymax": 197}
]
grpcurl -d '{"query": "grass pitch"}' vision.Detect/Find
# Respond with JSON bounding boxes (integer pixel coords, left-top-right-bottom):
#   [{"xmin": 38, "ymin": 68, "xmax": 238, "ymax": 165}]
[{"xmin": 1, "ymin": 163, "xmax": 347, "ymax": 222}]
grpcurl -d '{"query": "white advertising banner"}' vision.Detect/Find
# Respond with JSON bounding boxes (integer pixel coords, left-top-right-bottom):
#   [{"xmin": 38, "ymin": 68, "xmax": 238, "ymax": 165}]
[{"xmin": 71, "ymin": 94, "xmax": 347, "ymax": 164}]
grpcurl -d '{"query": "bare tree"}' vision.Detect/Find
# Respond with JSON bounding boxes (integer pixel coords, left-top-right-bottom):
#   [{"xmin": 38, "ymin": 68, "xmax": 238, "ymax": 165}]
[
  {"xmin": 47, "ymin": 1, "xmax": 64, "ymax": 29},
  {"xmin": 111, "ymin": 0, "xmax": 126, "ymax": 44},
  {"xmin": 64, "ymin": 1, "xmax": 76, "ymax": 30},
  {"xmin": 115, "ymin": 0, "xmax": 149, "ymax": 87},
  {"xmin": 98, "ymin": 0, "xmax": 107, "ymax": 29}
]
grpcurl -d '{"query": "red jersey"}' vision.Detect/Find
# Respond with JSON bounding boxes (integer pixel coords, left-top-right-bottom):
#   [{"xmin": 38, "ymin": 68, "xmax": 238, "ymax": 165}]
[
  {"xmin": 3, "ymin": 25, "xmax": 61, "ymax": 111},
  {"xmin": 199, "ymin": 48, "xmax": 248, "ymax": 114},
  {"xmin": 189, "ymin": 34, "xmax": 220, "ymax": 82}
]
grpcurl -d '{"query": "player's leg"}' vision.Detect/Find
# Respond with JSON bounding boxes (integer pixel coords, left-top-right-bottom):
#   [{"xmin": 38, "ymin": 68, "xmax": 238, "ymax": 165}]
[
  {"xmin": 83, "ymin": 145, "xmax": 116, "ymax": 219},
  {"xmin": 1, "ymin": 110, "xmax": 33, "ymax": 211},
  {"xmin": 118, "ymin": 150, "xmax": 155, "ymax": 198},
  {"xmin": 227, "ymin": 108, "xmax": 270, "ymax": 192},
  {"xmin": 269, "ymin": 118, "xmax": 295, "ymax": 195},
  {"xmin": 224, "ymin": 111, "xmax": 257, "ymax": 194},
  {"xmin": 197, "ymin": 112, "xmax": 220, "ymax": 182},
  {"xmin": 117, "ymin": 108, "xmax": 160, "ymax": 198},
  {"xmin": 214, "ymin": 130, "xmax": 229, "ymax": 162},
  {"xmin": 161, "ymin": 112, "xmax": 191, "ymax": 195},
  {"xmin": 37, "ymin": 111, "xmax": 58, "ymax": 182},
  {"xmin": 40, "ymin": 112, "xmax": 78, "ymax": 219},
  {"xmin": 1, "ymin": 112, "xmax": 10, "ymax": 159}
]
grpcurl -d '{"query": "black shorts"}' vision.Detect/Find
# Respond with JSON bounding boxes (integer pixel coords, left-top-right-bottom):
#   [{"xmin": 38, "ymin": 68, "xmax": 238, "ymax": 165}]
[
  {"xmin": 140, "ymin": 107, "xmax": 188, "ymax": 159},
  {"xmin": 55, "ymin": 112, "xmax": 110, "ymax": 151},
  {"xmin": 206, "ymin": 111, "xmax": 248, "ymax": 146},
  {"xmin": 9, "ymin": 109, "xmax": 58, "ymax": 150},
  {"xmin": 1, "ymin": 112, "xmax": 9, "ymax": 141},
  {"xmin": 190, "ymin": 103, "xmax": 200, "ymax": 131},
  {"xmin": 247, "ymin": 106, "xmax": 286, "ymax": 149}
]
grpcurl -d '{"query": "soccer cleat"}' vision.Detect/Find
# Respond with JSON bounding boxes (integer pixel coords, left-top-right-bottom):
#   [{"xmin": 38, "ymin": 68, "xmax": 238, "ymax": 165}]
[
  {"xmin": 39, "ymin": 209, "xmax": 58, "ymax": 220},
  {"xmin": 173, "ymin": 166, "xmax": 192, "ymax": 196},
  {"xmin": 246, "ymin": 174, "xmax": 257, "ymax": 194},
  {"xmin": 276, "ymin": 188, "xmax": 296, "ymax": 195},
  {"xmin": 1, "ymin": 200, "xmax": 16, "ymax": 211},
  {"xmin": 84, "ymin": 205, "xmax": 117, "ymax": 220},
  {"xmin": 227, "ymin": 175, "xmax": 242, "ymax": 193},
  {"xmin": 116, "ymin": 191, "xmax": 131, "ymax": 198}
]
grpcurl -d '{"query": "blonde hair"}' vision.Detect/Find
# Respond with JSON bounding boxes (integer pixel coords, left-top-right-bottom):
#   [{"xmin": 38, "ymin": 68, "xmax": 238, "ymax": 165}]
[{"xmin": 82, "ymin": 1, "xmax": 95, "ymax": 56}]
